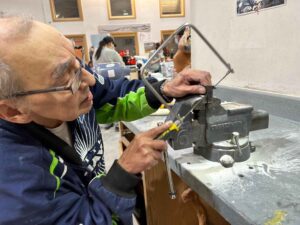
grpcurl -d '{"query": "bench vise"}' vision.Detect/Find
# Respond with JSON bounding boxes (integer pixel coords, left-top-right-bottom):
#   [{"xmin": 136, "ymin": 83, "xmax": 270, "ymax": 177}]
[{"xmin": 166, "ymin": 86, "xmax": 269, "ymax": 166}]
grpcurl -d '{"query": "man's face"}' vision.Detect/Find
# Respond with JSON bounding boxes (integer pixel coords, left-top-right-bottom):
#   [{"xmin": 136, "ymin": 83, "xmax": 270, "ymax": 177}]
[{"xmin": 2, "ymin": 21, "xmax": 96, "ymax": 128}]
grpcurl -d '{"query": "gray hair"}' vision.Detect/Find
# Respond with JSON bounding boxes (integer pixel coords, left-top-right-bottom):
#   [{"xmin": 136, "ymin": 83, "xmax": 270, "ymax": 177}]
[
  {"xmin": 0, "ymin": 60, "xmax": 21, "ymax": 99},
  {"xmin": 0, "ymin": 13, "xmax": 33, "ymax": 99}
]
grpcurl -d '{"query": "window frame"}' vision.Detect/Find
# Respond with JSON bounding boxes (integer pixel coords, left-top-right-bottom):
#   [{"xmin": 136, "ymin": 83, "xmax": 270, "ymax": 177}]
[
  {"xmin": 49, "ymin": 0, "xmax": 83, "ymax": 22},
  {"xmin": 160, "ymin": 30, "xmax": 176, "ymax": 41},
  {"xmin": 110, "ymin": 32, "xmax": 139, "ymax": 55},
  {"xmin": 107, "ymin": 0, "xmax": 136, "ymax": 20},
  {"xmin": 159, "ymin": 0, "xmax": 185, "ymax": 18},
  {"xmin": 65, "ymin": 34, "xmax": 89, "ymax": 63},
  {"xmin": 160, "ymin": 29, "xmax": 178, "ymax": 57}
]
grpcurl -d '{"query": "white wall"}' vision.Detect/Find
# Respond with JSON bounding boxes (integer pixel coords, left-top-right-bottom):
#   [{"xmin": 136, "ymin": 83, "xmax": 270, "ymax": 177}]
[
  {"xmin": 0, "ymin": 0, "xmax": 190, "ymax": 56},
  {"xmin": 190, "ymin": 0, "xmax": 300, "ymax": 97},
  {"xmin": 0, "ymin": 0, "xmax": 47, "ymax": 21}
]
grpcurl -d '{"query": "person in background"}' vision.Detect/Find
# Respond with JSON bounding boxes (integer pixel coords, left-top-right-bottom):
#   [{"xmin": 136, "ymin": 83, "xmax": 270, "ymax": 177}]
[
  {"xmin": 173, "ymin": 26, "xmax": 191, "ymax": 73},
  {"xmin": 162, "ymin": 41, "xmax": 171, "ymax": 61},
  {"xmin": 94, "ymin": 36, "xmax": 126, "ymax": 130},
  {"xmin": 148, "ymin": 42, "xmax": 163, "ymax": 73},
  {"xmin": 89, "ymin": 45, "xmax": 95, "ymax": 62},
  {"xmin": 93, "ymin": 36, "xmax": 125, "ymax": 66}
]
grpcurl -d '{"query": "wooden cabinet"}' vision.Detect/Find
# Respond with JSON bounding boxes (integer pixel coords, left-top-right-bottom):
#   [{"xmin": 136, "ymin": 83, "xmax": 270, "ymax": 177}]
[{"xmin": 119, "ymin": 122, "xmax": 230, "ymax": 225}]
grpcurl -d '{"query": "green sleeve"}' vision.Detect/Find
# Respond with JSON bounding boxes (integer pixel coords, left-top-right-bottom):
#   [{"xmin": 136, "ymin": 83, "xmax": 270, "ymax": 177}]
[{"xmin": 95, "ymin": 87, "xmax": 157, "ymax": 124}]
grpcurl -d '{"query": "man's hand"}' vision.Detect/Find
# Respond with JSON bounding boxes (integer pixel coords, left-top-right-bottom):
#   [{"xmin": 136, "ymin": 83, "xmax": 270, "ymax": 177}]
[
  {"xmin": 162, "ymin": 68, "xmax": 212, "ymax": 98},
  {"xmin": 118, "ymin": 122, "xmax": 172, "ymax": 174}
]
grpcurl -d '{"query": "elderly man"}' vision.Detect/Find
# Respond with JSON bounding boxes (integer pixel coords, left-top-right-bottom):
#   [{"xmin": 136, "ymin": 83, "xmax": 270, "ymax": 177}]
[{"xmin": 0, "ymin": 15, "xmax": 211, "ymax": 225}]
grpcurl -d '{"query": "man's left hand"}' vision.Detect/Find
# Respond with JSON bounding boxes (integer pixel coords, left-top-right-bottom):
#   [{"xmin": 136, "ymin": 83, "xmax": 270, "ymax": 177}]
[{"xmin": 162, "ymin": 68, "xmax": 212, "ymax": 98}]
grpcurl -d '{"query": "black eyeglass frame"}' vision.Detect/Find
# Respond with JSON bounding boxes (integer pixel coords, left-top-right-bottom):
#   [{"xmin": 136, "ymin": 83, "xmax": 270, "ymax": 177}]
[{"xmin": 9, "ymin": 65, "xmax": 82, "ymax": 98}]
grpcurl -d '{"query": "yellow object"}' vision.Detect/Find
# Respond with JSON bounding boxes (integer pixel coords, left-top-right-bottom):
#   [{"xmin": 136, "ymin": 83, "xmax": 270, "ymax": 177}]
[
  {"xmin": 157, "ymin": 120, "xmax": 180, "ymax": 140},
  {"xmin": 264, "ymin": 210, "xmax": 287, "ymax": 225},
  {"xmin": 151, "ymin": 108, "xmax": 170, "ymax": 116}
]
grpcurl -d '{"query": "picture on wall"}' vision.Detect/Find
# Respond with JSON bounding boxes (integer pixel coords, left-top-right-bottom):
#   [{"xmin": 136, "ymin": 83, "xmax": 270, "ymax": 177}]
[
  {"xmin": 107, "ymin": 0, "xmax": 136, "ymax": 20},
  {"xmin": 237, "ymin": 0, "xmax": 285, "ymax": 15},
  {"xmin": 49, "ymin": 0, "xmax": 83, "ymax": 21},
  {"xmin": 159, "ymin": 0, "xmax": 185, "ymax": 18}
]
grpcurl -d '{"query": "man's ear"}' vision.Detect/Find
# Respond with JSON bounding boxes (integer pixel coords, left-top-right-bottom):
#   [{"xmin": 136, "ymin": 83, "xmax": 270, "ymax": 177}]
[{"xmin": 0, "ymin": 100, "xmax": 32, "ymax": 124}]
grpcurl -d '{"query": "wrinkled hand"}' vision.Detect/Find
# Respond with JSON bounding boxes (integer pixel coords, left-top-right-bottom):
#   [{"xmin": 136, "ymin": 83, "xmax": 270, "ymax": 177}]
[
  {"xmin": 162, "ymin": 68, "xmax": 212, "ymax": 97},
  {"xmin": 118, "ymin": 122, "xmax": 172, "ymax": 174}
]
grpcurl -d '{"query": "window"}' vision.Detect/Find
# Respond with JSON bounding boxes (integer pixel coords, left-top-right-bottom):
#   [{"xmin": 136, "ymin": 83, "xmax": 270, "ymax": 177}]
[
  {"xmin": 65, "ymin": 34, "xmax": 89, "ymax": 62},
  {"xmin": 161, "ymin": 30, "xmax": 178, "ymax": 58},
  {"xmin": 111, "ymin": 32, "xmax": 139, "ymax": 56},
  {"xmin": 144, "ymin": 42, "xmax": 156, "ymax": 53},
  {"xmin": 107, "ymin": 0, "xmax": 136, "ymax": 20},
  {"xmin": 159, "ymin": 0, "xmax": 185, "ymax": 18},
  {"xmin": 50, "ymin": 0, "xmax": 83, "ymax": 22}
]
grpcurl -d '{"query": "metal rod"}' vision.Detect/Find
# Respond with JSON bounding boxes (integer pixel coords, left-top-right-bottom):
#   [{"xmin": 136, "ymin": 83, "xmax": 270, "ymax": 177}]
[
  {"xmin": 214, "ymin": 70, "xmax": 232, "ymax": 87},
  {"xmin": 163, "ymin": 151, "xmax": 176, "ymax": 199}
]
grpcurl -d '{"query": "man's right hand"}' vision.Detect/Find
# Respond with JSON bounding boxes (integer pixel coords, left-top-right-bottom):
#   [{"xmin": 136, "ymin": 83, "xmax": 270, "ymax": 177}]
[{"xmin": 118, "ymin": 122, "xmax": 172, "ymax": 174}]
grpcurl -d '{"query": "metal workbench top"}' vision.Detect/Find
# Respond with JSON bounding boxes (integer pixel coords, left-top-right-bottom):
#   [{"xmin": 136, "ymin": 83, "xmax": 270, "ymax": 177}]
[{"xmin": 123, "ymin": 86, "xmax": 300, "ymax": 225}]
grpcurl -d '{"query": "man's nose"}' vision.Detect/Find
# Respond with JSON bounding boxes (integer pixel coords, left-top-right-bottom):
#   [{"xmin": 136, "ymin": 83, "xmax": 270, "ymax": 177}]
[{"xmin": 81, "ymin": 68, "xmax": 96, "ymax": 87}]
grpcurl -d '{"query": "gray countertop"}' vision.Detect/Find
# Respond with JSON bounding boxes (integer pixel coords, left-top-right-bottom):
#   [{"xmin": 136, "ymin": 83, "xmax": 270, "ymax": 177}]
[{"xmin": 123, "ymin": 87, "xmax": 300, "ymax": 225}]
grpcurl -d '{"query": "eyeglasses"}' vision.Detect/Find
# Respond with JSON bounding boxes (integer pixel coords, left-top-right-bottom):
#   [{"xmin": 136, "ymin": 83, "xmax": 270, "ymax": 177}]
[{"xmin": 7, "ymin": 61, "xmax": 83, "ymax": 98}]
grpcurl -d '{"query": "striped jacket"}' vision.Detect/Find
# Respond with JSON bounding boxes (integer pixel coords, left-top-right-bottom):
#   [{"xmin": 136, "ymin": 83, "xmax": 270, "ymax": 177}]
[{"xmin": 0, "ymin": 72, "xmax": 165, "ymax": 225}]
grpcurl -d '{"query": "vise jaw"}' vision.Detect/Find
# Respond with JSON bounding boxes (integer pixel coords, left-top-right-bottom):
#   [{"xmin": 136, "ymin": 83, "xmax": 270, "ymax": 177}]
[{"xmin": 166, "ymin": 87, "xmax": 269, "ymax": 166}]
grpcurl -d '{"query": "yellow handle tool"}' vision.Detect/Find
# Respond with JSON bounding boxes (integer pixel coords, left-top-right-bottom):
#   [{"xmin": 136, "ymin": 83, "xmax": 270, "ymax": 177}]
[
  {"xmin": 156, "ymin": 120, "xmax": 181, "ymax": 199},
  {"xmin": 157, "ymin": 120, "xmax": 181, "ymax": 141}
]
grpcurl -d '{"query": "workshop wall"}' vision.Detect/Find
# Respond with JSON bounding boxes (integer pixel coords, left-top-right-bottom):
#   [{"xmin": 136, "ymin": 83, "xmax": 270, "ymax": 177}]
[
  {"xmin": 190, "ymin": 0, "xmax": 300, "ymax": 97},
  {"xmin": 0, "ymin": 0, "xmax": 46, "ymax": 21},
  {"xmin": 0, "ymin": 0, "xmax": 190, "ymax": 56}
]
